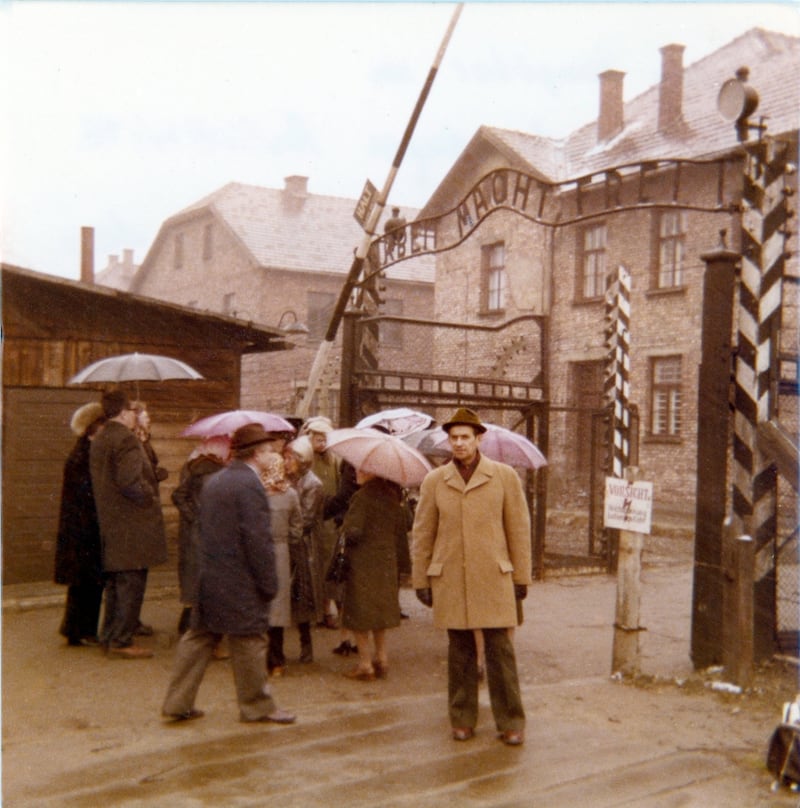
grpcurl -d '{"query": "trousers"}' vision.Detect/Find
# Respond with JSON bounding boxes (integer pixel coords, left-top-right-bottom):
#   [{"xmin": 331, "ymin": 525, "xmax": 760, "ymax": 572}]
[
  {"xmin": 162, "ymin": 629, "xmax": 278, "ymax": 722},
  {"xmin": 447, "ymin": 627, "xmax": 525, "ymax": 732},
  {"xmin": 100, "ymin": 569, "xmax": 148, "ymax": 648}
]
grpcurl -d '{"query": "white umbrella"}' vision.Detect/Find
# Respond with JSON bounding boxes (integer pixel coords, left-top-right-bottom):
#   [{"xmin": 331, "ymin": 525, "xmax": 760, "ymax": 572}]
[
  {"xmin": 421, "ymin": 424, "xmax": 548, "ymax": 470},
  {"xmin": 325, "ymin": 427, "xmax": 433, "ymax": 488},
  {"xmin": 355, "ymin": 407, "xmax": 435, "ymax": 437}
]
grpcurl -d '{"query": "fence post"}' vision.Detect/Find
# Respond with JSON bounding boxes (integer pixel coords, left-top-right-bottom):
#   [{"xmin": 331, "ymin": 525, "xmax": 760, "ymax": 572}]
[
  {"xmin": 722, "ymin": 519, "xmax": 755, "ymax": 688},
  {"xmin": 611, "ymin": 466, "xmax": 645, "ymax": 676}
]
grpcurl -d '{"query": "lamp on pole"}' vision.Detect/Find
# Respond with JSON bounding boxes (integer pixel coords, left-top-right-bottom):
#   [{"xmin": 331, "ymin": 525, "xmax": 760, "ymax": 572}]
[{"xmin": 277, "ymin": 310, "xmax": 309, "ymax": 335}]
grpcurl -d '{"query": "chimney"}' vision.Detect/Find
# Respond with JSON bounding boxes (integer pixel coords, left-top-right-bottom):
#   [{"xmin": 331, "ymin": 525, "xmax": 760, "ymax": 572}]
[
  {"xmin": 598, "ymin": 70, "xmax": 625, "ymax": 143},
  {"xmin": 108, "ymin": 254, "xmax": 119, "ymax": 269},
  {"xmin": 122, "ymin": 248, "xmax": 134, "ymax": 270},
  {"xmin": 80, "ymin": 227, "xmax": 94, "ymax": 284},
  {"xmin": 284, "ymin": 175, "xmax": 309, "ymax": 196},
  {"xmin": 658, "ymin": 43, "xmax": 685, "ymax": 131}
]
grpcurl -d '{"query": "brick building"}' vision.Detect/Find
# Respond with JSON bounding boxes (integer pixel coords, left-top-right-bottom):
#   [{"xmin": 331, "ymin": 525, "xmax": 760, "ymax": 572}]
[
  {"xmin": 129, "ymin": 176, "xmax": 435, "ymax": 421},
  {"xmin": 404, "ymin": 28, "xmax": 798, "ymax": 524}
]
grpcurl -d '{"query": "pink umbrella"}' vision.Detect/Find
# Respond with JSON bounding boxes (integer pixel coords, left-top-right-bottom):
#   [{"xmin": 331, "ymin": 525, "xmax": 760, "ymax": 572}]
[
  {"xmin": 181, "ymin": 410, "xmax": 296, "ymax": 439},
  {"xmin": 422, "ymin": 424, "xmax": 547, "ymax": 470},
  {"xmin": 325, "ymin": 427, "xmax": 433, "ymax": 488}
]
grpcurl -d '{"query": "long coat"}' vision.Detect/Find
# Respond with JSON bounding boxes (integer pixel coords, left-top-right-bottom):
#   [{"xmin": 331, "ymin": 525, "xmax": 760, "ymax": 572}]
[
  {"xmin": 411, "ymin": 454, "xmax": 532, "ymax": 630},
  {"xmin": 195, "ymin": 459, "xmax": 277, "ymax": 635},
  {"xmin": 89, "ymin": 420, "xmax": 167, "ymax": 572},
  {"xmin": 54, "ymin": 435, "xmax": 103, "ymax": 586},
  {"xmin": 264, "ymin": 486, "xmax": 303, "ymax": 628},
  {"xmin": 171, "ymin": 454, "xmax": 225, "ymax": 604},
  {"xmin": 341, "ymin": 477, "xmax": 404, "ymax": 633}
]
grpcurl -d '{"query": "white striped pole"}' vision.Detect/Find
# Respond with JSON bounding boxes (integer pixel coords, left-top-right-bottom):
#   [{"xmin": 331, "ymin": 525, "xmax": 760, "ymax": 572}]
[
  {"xmin": 732, "ymin": 137, "xmax": 790, "ymax": 656},
  {"xmin": 604, "ymin": 264, "xmax": 632, "ymax": 478}
]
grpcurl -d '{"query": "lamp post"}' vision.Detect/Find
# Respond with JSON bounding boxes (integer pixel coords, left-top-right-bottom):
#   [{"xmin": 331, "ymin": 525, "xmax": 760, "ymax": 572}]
[{"xmin": 276, "ymin": 310, "xmax": 309, "ymax": 335}]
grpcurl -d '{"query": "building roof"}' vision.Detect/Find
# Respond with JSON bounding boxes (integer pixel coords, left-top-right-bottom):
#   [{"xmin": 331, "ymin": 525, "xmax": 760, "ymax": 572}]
[
  {"xmin": 142, "ymin": 181, "xmax": 435, "ymax": 285},
  {"xmin": 423, "ymin": 28, "xmax": 799, "ymax": 215},
  {"xmin": 2, "ymin": 263, "xmax": 289, "ymax": 354}
]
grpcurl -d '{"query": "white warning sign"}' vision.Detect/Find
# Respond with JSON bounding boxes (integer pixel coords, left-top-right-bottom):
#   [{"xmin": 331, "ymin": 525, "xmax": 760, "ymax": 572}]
[{"xmin": 604, "ymin": 477, "xmax": 653, "ymax": 534}]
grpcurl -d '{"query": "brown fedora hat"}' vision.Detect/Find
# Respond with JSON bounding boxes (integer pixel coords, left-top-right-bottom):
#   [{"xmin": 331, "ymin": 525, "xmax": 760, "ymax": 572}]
[
  {"xmin": 231, "ymin": 423, "xmax": 276, "ymax": 454},
  {"xmin": 442, "ymin": 407, "xmax": 486, "ymax": 434}
]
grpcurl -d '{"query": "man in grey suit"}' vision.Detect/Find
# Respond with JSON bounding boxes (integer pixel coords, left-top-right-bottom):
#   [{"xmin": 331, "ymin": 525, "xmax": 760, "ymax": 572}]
[
  {"xmin": 161, "ymin": 423, "xmax": 296, "ymax": 724},
  {"xmin": 90, "ymin": 390, "xmax": 167, "ymax": 659}
]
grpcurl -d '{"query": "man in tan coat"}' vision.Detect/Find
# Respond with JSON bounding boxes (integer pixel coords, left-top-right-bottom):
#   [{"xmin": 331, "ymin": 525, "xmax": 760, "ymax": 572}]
[{"xmin": 412, "ymin": 407, "xmax": 531, "ymax": 745}]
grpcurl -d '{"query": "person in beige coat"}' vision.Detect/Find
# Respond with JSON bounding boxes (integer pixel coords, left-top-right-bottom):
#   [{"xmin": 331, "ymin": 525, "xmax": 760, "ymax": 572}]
[{"xmin": 412, "ymin": 407, "xmax": 532, "ymax": 746}]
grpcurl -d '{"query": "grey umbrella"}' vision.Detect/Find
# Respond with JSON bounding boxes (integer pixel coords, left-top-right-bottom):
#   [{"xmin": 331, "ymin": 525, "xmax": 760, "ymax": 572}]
[{"xmin": 68, "ymin": 352, "xmax": 204, "ymax": 398}]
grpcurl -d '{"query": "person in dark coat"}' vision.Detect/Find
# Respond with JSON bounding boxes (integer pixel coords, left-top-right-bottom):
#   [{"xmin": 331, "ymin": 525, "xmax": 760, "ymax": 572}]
[
  {"xmin": 90, "ymin": 390, "xmax": 168, "ymax": 659},
  {"xmin": 54, "ymin": 401, "xmax": 107, "ymax": 646},
  {"xmin": 339, "ymin": 471, "xmax": 406, "ymax": 681},
  {"xmin": 161, "ymin": 423, "xmax": 296, "ymax": 725},
  {"xmin": 171, "ymin": 437, "xmax": 229, "ymax": 634}
]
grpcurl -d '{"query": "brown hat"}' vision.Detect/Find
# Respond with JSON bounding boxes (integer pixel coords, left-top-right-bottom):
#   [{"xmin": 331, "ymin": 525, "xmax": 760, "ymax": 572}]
[
  {"xmin": 70, "ymin": 402, "xmax": 105, "ymax": 436},
  {"xmin": 231, "ymin": 423, "xmax": 276, "ymax": 454},
  {"xmin": 442, "ymin": 407, "xmax": 486, "ymax": 434}
]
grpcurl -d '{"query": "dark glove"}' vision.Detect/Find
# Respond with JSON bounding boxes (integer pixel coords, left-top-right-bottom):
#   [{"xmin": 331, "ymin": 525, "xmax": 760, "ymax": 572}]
[
  {"xmin": 514, "ymin": 584, "xmax": 528, "ymax": 601},
  {"xmin": 415, "ymin": 588, "xmax": 433, "ymax": 608}
]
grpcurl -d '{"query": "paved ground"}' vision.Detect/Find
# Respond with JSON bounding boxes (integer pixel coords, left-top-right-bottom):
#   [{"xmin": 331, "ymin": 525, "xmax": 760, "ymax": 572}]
[{"xmin": 3, "ymin": 536, "xmax": 799, "ymax": 806}]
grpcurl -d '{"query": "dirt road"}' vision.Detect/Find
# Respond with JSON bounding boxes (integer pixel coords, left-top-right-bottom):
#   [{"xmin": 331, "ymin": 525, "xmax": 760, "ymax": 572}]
[{"xmin": 3, "ymin": 538, "xmax": 798, "ymax": 806}]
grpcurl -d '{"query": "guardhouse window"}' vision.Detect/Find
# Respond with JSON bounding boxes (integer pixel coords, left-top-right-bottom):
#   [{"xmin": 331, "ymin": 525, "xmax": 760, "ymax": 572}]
[
  {"xmin": 657, "ymin": 211, "xmax": 686, "ymax": 288},
  {"xmin": 579, "ymin": 224, "xmax": 607, "ymax": 300},
  {"xmin": 650, "ymin": 355, "xmax": 682, "ymax": 436},
  {"xmin": 482, "ymin": 242, "xmax": 506, "ymax": 312}
]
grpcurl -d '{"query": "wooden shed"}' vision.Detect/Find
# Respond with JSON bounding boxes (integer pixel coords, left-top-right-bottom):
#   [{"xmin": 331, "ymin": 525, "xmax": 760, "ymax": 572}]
[{"xmin": 2, "ymin": 264, "xmax": 291, "ymax": 584}]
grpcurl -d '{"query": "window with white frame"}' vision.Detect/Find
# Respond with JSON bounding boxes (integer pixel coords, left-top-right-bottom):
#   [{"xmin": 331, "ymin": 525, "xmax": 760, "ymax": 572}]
[
  {"xmin": 482, "ymin": 242, "xmax": 506, "ymax": 311},
  {"xmin": 651, "ymin": 355, "xmax": 682, "ymax": 436},
  {"xmin": 657, "ymin": 210, "xmax": 686, "ymax": 288},
  {"xmin": 580, "ymin": 224, "xmax": 607, "ymax": 299}
]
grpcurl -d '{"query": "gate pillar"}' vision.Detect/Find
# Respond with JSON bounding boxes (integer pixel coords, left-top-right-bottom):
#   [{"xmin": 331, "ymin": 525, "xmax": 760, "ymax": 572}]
[{"xmin": 690, "ymin": 233, "xmax": 739, "ymax": 669}]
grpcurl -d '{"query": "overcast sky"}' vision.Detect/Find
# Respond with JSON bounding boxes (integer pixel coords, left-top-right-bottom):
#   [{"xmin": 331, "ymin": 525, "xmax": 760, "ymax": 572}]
[{"xmin": 1, "ymin": 1, "xmax": 798, "ymax": 280}]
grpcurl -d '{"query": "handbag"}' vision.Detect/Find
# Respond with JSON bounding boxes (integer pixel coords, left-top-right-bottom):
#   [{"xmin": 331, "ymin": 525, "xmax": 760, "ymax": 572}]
[{"xmin": 325, "ymin": 532, "xmax": 350, "ymax": 585}]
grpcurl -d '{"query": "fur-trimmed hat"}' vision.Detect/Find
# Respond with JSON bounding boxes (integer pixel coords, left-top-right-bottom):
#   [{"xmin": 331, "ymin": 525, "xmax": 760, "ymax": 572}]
[
  {"xmin": 71, "ymin": 402, "xmax": 105, "ymax": 437},
  {"xmin": 287, "ymin": 435, "xmax": 314, "ymax": 466},
  {"xmin": 442, "ymin": 407, "xmax": 487, "ymax": 434}
]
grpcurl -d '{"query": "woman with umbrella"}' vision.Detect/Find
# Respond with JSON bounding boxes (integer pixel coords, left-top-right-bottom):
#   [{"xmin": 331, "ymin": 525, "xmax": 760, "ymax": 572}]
[{"xmin": 338, "ymin": 468, "xmax": 408, "ymax": 681}]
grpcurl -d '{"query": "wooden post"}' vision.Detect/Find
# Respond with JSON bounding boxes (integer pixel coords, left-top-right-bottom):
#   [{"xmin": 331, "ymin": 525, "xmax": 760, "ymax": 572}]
[
  {"xmin": 722, "ymin": 520, "xmax": 755, "ymax": 688},
  {"xmin": 611, "ymin": 467, "xmax": 645, "ymax": 676}
]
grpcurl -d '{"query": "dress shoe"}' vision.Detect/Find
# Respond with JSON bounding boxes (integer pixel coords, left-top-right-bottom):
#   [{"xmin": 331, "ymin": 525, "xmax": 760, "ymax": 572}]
[
  {"xmin": 268, "ymin": 666, "xmax": 285, "ymax": 678},
  {"xmin": 163, "ymin": 708, "xmax": 205, "ymax": 722},
  {"xmin": 299, "ymin": 645, "xmax": 314, "ymax": 664},
  {"xmin": 452, "ymin": 727, "xmax": 475, "ymax": 741},
  {"xmin": 343, "ymin": 666, "xmax": 376, "ymax": 681},
  {"xmin": 372, "ymin": 660, "xmax": 388, "ymax": 679},
  {"xmin": 135, "ymin": 622, "xmax": 154, "ymax": 637},
  {"xmin": 332, "ymin": 640, "xmax": 356, "ymax": 656},
  {"xmin": 499, "ymin": 729, "xmax": 525, "ymax": 746},
  {"xmin": 107, "ymin": 644, "xmax": 153, "ymax": 659},
  {"xmin": 244, "ymin": 709, "xmax": 297, "ymax": 724}
]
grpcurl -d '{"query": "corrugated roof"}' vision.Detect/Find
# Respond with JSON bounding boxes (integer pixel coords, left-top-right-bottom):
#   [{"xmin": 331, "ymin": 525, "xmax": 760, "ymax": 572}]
[
  {"xmin": 171, "ymin": 182, "xmax": 435, "ymax": 284},
  {"xmin": 475, "ymin": 28, "xmax": 799, "ymax": 184}
]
